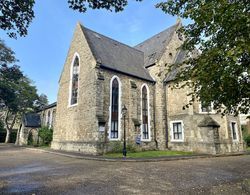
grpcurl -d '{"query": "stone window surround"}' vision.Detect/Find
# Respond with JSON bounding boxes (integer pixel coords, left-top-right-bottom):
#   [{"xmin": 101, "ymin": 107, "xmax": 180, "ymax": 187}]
[
  {"xmin": 46, "ymin": 110, "xmax": 51, "ymax": 127},
  {"xmin": 68, "ymin": 52, "xmax": 80, "ymax": 108},
  {"xmin": 140, "ymin": 83, "xmax": 151, "ymax": 142},
  {"xmin": 109, "ymin": 75, "xmax": 122, "ymax": 141},
  {"xmin": 46, "ymin": 109, "xmax": 54, "ymax": 129},
  {"xmin": 230, "ymin": 121, "xmax": 239, "ymax": 142},
  {"xmin": 170, "ymin": 120, "xmax": 185, "ymax": 142}
]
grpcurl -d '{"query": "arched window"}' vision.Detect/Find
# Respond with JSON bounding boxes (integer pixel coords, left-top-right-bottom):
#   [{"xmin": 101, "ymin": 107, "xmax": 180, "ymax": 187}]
[
  {"xmin": 141, "ymin": 85, "xmax": 150, "ymax": 140},
  {"xmin": 42, "ymin": 112, "xmax": 46, "ymax": 126},
  {"xmin": 70, "ymin": 55, "xmax": 80, "ymax": 105},
  {"xmin": 47, "ymin": 110, "xmax": 51, "ymax": 127},
  {"xmin": 110, "ymin": 77, "xmax": 120, "ymax": 139},
  {"xmin": 51, "ymin": 109, "xmax": 56, "ymax": 128}
]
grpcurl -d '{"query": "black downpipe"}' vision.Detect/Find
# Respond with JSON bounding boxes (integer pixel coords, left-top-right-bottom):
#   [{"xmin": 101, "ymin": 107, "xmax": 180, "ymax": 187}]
[
  {"xmin": 153, "ymin": 84, "xmax": 158, "ymax": 149},
  {"xmin": 163, "ymin": 82, "xmax": 168, "ymax": 149}
]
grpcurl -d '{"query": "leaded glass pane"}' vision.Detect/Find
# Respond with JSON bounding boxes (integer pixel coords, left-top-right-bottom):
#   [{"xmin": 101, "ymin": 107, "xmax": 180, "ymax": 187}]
[
  {"xmin": 231, "ymin": 122, "xmax": 237, "ymax": 140},
  {"xmin": 173, "ymin": 122, "xmax": 182, "ymax": 140},
  {"xmin": 142, "ymin": 86, "xmax": 149, "ymax": 139},
  {"xmin": 111, "ymin": 78, "xmax": 119, "ymax": 139},
  {"xmin": 70, "ymin": 56, "xmax": 79, "ymax": 105}
]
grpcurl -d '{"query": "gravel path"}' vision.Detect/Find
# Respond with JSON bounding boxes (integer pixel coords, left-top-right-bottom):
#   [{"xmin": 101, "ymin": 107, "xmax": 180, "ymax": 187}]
[{"xmin": 0, "ymin": 144, "xmax": 249, "ymax": 194}]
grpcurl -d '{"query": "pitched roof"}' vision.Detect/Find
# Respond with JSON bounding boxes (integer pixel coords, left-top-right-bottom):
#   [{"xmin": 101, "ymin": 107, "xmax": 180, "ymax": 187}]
[
  {"xmin": 164, "ymin": 49, "xmax": 188, "ymax": 83},
  {"xmin": 164, "ymin": 48, "xmax": 200, "ymax": 83},
  {"xmin": 23, "ymin": 113, "xmax": 41, "ymax": 128},
  {"xmin": 198, "ymin": 115, "xmax": 220, "ymax": 127},
  {"xmin": 134, "ymin": 24, "xmax": 179, "ymax": 67},
  {"xmin": 36, "ymin": 102, "xmax": 57, "ymax": 113},
  {"xmin": 42, "ymin": 102, "xmax": 57, "ymax": 110},
  {"xmin": 81, "ymin": 25, "xmax": 154, "ymax": 82}
]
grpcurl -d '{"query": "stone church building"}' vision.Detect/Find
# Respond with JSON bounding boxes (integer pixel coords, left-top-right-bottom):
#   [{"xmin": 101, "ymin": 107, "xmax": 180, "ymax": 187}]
[{"xmin": 51, "ymin": 21, "xmax": 244, "ymax": 154}]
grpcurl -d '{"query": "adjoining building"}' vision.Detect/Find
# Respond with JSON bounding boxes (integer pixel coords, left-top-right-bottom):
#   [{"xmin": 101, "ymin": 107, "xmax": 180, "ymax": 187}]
[
  {"xmin": 41, "ymin": 21, "xmax": 246, "ymax": 154},
  {"xmin": 16, "ymin": 103, "xmax": 56, "ymax": 145}
]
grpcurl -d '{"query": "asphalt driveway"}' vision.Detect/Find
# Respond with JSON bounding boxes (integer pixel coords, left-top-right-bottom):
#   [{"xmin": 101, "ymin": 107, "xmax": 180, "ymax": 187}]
[{"xmin": 0, "ymin": 144, "xmax": 249, "ymax": 194}]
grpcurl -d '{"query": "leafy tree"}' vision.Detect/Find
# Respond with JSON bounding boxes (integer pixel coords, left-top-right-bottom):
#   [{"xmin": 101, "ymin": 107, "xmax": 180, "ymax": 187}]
[
  {"xmin": 1, "ymin": 0, "xmax": 249, "ymax": 115},
  {"xmin": 0, "ymin": 40, "xmax": 39, "ymax": 143},
  {"xmin": 0, "ymin": 0, "xmax": 35, "ymax": 38},
  {"xmin": 68, "ymin": 0, "xmax": 141, "ymax": 13},
  {"xmin": 0, "ymin": 39, "xmax": 17, "ymax": 66},
  {"xmin": 1, "ymin": 67, "xmax": 38, "ymax": 143},
  {"xmin": 156, "ymin": 1, "xmax": 249, "ymax": 115},
  {"xmin": 34, "ymin": 93, "xmax": 49, "ymax": 111},
  {"xmin": 0, "ymin": 0, "xmax": 141, "ymax": 38}
]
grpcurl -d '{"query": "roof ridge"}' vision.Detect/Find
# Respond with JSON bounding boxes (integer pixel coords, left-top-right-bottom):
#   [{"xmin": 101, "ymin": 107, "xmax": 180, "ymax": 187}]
[
  {"xmin": 81, "ymin": 25, "xmax": 144, "ymax": 54},
  {"xmin": 134, "ymin": 23, "xmax": 178, "ymax": 47}
]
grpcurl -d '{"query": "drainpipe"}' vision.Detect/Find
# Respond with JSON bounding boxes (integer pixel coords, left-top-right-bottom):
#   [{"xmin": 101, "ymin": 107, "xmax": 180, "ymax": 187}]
[
  {"xmin": 163, "ymin": 81, "xmax": 168, "ymax": 149},
  {"xmin": 153, "ymin": 83, "xmax": 158, "ymax": 149}
]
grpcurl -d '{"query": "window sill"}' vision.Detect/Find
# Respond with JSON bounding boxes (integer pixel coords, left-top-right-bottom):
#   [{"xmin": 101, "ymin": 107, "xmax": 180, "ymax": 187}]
[
  {"xmin": 68, "ymin": 103, "xmax": 78, "ymax": 108},
  {"xmin": 199, "ymin": 112, "xmax": 216, "ymax": 114},
  {"xmin": 141, "ymin": 139, "xmax": 151, "ymax": 142},
  {"xmin": 170, "ymin": 140, "xmax": 184, "ymax": 143},
  {"xmin": 109, "ymin": 138, "xmax": 121, "ymax": 141}
]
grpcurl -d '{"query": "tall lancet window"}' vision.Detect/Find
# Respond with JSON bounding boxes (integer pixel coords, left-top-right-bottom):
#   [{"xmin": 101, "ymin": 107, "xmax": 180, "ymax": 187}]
[
  {"xmin": 110, "ymin": 78, "xmax": 119, "ymax": 139},
  {"xmin": 70, "ymin": 55, "xmax": 79, "ymax": 105},
  {"xmin": 141, "ymin": 85, "xmax": 150, "ymax": 140},
  {"xmin": 47, "ymin": 110, "xmax": 51, "ymax": 127}
]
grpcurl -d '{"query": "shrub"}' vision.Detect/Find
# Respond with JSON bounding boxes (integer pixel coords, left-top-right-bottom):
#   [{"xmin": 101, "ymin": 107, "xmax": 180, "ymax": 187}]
[
  {"xmin": 108, "ymin": 141, "xmax": 123, "ymax": 153},
  {"xmin": 244, "ymin": 135, "xmax": 250, "ymax": 147},
  {"xmin": 242, "ymin": 125, "xmax": 248, "ymax": 136},
  {"xmin": 38, "ymin": 126, "xmax": 53, "ymax": 146},
  {"xmin": 126, "ymin": 143, "xmax": 137, "ymax": 153},
  {"xmin": 107, "ymin": 141, "xmax": 138, "ymax": 153}
]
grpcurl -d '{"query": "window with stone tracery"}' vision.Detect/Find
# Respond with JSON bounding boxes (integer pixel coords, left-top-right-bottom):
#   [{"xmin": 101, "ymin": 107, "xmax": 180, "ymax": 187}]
[
  {"xmin": 110, "ymin": 78, "xmax": 119, "ymax": 139},
  {"xmin": 47, "ymin": 110, "xmax": 51, "ymax": 127},
  {"xmin": 141, "ymin": 85, "xmax": 149, "ymax": 140},
  {"xmin": 70, "ymin": 55, "xmax": 79, "ymax": 105}
]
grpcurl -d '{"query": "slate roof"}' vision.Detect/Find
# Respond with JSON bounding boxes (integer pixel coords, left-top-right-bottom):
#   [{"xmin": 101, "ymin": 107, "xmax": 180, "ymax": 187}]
[
  {"xmin": 164, "ymin": 49, "xmax": 188, "ymax": 83},
  {"xmin": 23, "ymin": 113, "xmax": 41, "ymax": 128},
  {"xmin": 134, "ymin": 24, "xmax": 179, "ymax": 67},
  {"xmin": 42, "ymin": 102, "xmax": 57, "ymax": 110},
  {"xmin": 37, "ymin": 102, "xmax": 57, "ymax": 113},
  {"xmin": 81, "ymin": 26, "xmax": 154, "ymax": 82}
]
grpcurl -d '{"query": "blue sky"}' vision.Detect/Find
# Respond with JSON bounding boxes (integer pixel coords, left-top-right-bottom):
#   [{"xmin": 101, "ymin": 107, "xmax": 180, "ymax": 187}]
[{"xmin": 0, "ymin": 0, "xmax": 186, "ymax": 103}]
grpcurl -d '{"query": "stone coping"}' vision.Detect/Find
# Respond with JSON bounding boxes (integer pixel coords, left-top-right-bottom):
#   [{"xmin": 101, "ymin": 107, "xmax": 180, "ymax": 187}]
[{"xmin": 23, "ymin": 146, "xmax": 250, "ymax": 162}]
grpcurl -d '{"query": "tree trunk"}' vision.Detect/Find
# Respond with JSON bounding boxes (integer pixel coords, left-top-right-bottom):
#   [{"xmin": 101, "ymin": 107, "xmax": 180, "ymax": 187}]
[
  {"xmin": 15, "ymin": 123, "xmax": 22, "ymax": 145},
  {"xmin": 4, "ymin": 110, "xmax": 17, "ymax": 143},
  {"xmin": 5, "ymin": 129, "xmax": 10, "ymax": 143}
]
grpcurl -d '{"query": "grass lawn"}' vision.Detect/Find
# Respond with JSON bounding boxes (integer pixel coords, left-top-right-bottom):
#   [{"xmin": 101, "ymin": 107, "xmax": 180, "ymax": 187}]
[
  {"xmin": 104, "ymin": 150, "xmax": 194, "ymax": 158},
  {"xmin": 36, "ymin": 145, "xmax": 50, "ymax": 149}
]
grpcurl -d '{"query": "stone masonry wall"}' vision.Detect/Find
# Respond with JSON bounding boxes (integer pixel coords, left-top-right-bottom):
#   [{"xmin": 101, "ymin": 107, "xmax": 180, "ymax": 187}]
[
  {"xmin": 51, "ymin": 23, "xmax": 99, "ymax": 154},
  {"xmin": 95, "ymin": 69, "xmax": 156, "ymax": 153},
  {"xmin": 40, "ymin": 107, "xmax": 56, "ymax": 129},
  {"xmin": 147, "ymin": 23, "xmax": 184, "ymax": 150},
  {"xmin": 166, "ymin": 83, "xmax": 244, "ymax": 154}
]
